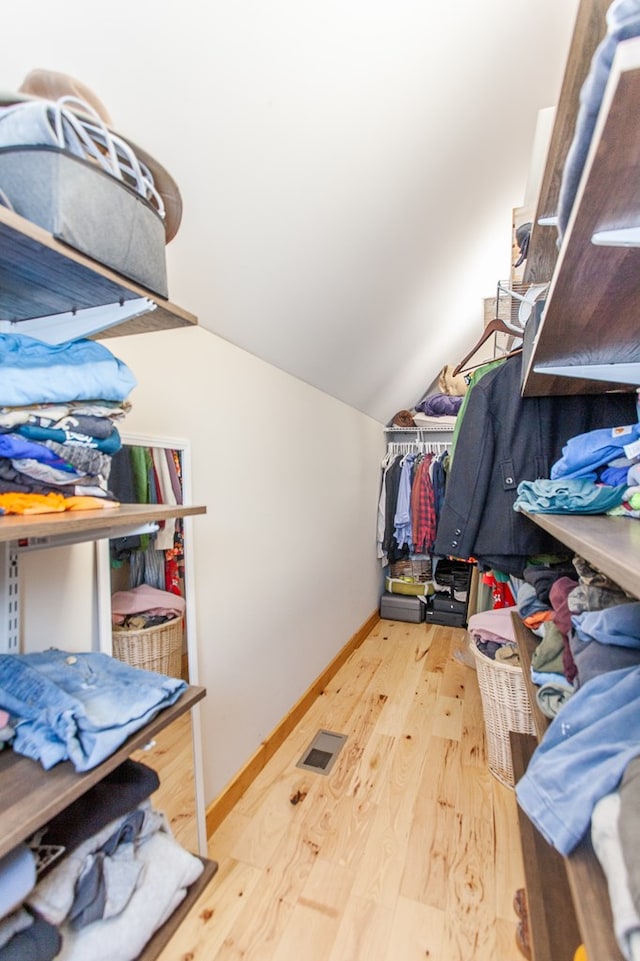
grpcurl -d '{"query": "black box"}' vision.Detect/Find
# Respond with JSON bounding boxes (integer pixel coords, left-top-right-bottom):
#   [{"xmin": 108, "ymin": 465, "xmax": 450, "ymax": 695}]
[
  {"xmin": 0, "ymin": 146, "xmax": 168, "ymax": 297},
  {"xmin": 380, "ymin": 591, "xmax": 425, "ymax": 623},
  {"xmin": 425, "ymin": 592, "xmax": 468, "ymax": 627}
]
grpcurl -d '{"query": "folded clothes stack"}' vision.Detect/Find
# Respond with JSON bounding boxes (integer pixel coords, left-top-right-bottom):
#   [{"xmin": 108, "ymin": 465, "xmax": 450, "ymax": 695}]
[
  {"xmin": 0, "ymin": 758, "xmax": 203, "ymax": 961},
  {"xmin": 0, "ymin": 648, "xmax": 186, "ymax": 771},
  {"xmin": 514, "ymin": 422, "xmax": 640, "ymax": 520},
  {"xmin": 0, "ymin": 333, "xmax": 137, "ymax": 514}
]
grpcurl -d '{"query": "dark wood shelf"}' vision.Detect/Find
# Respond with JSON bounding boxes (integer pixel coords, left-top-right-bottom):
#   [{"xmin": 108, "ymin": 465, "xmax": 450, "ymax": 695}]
[
  {"xmin": 0, "ymin": 206, "xmax": 197, "ymax": 336},
  {"xmin": 511, "ymin": 732, "xmax": 582, "ymax": 961},
  {"xmin": 523, "ymin": 0, "xmax": 609, "ymax": 290},
  {"xmin": 522, "ymin": 32, "xmax": 640, "ymax": 396},
  {"xmin": 520, "ymin": 510, "xmax": 640, "ymax": 601},
  {"xmin": 136, "ymin": 856, "xmax": 219, "ymax": 961},
  {"xmin": 0, "ymin": 684, "xmax": 206, "ymax": 861},
  {"xmin": 512, "ymin": 615, "xmax": 624, "ymax": 961}
]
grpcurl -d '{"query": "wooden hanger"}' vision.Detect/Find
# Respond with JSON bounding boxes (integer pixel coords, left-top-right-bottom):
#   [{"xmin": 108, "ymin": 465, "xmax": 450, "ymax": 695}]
[{"xmin": 452, "ymin": 317, "xmax": 522, "ymax": 377}]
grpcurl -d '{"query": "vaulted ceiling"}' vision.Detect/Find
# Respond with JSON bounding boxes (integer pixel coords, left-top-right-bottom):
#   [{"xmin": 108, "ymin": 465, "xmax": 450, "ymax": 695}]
[{"xmin": 5, "ymin": 0, "xmax": 579, "ymax": 422}]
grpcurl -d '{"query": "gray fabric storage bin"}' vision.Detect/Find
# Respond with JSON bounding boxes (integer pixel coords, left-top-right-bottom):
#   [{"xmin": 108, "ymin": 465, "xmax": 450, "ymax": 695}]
[
  {"xmin": 0, "ymin": 145, "xmax": 168, "ymax": 298},
  {"xmin": 380, "ymin": 592, "xmax": 425, "ymax": 623}
]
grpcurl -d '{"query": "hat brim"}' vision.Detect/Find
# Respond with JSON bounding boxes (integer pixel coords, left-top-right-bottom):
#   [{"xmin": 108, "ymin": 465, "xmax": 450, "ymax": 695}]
[{"xmin": 0, "ymin": 91, "xmax": 182, "ymax": 243}]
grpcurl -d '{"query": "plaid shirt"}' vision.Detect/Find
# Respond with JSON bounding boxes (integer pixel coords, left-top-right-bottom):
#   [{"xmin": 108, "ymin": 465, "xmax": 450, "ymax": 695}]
[{"xmin": 411, "ymin": 454, "xmax": 436, "ymax": 554}]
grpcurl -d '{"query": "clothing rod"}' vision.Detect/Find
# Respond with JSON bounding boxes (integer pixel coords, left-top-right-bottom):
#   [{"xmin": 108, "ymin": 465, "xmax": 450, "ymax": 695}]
[{"xmin": 386, "ymin": 441, "xmax": 451, "ymax": 455}]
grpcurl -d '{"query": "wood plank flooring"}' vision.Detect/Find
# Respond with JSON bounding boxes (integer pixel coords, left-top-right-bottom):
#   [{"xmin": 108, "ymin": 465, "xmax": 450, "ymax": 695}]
[{"xmin": 157, "ymin": 619, "xmax": 525, "ymax": 961}]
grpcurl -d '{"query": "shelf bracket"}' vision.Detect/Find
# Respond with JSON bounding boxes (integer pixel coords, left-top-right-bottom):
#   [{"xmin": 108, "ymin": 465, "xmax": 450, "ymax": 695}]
[
  {"xmin": 0, "ymin": 523, "xmax": 158, "ymax": 654},
  {"xmin": 533, "ymin": 362, "xmax": 640, "ymax": 385},
  {"xmin": 0, "ymin": 543, "xmax": 20, "ymax": 655},
  {"xmin": 592, "ymin": 226, "xmax": 640, "ymax": 247},
  {"xmin": 0, "ymin": 298, "xmax": 156, "ymax": 343}
]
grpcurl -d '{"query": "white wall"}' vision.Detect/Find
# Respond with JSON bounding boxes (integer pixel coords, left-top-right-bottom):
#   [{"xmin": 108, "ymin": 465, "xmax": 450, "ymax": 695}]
[
  {"xmin": 2, "ymin": 0, "xmax": 579, "ymax": 421},
  {"xmin": 106, "ymin": 326, "xmax": 384, "ymax": 801}
]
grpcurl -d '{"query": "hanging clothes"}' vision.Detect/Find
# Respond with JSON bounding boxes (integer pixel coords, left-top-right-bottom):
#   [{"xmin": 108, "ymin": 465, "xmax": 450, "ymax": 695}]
[
  {"xmin": 377, "ymin": 440, "xmax": 452, "ymax": 567},
  {"xmin": 411, "ymin": 453, "xmax": 436, "ymax": 555},
  {"xmin": 433, "ymin": 353, "xmax": 637, "ymax": 576}
]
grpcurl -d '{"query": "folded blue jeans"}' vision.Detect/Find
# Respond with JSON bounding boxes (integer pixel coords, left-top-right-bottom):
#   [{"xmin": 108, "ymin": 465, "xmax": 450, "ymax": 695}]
[{"xmin": 0, "ymin": 650, "xmax": 186, "ymax": 771}]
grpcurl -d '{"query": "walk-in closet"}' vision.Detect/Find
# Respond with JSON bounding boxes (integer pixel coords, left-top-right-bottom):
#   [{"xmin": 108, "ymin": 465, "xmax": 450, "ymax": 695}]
[{"xmin": 0, "ymin": 0, "xmax": 638, "ymax": 959}]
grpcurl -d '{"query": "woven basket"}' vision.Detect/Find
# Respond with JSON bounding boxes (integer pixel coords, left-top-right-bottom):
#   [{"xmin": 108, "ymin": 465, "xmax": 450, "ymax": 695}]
[
  {"xmin": 389, "ymin": 556, "xmax": 432, "ymax": 582},
  {"xmin": 112, "ymin": 615, "xmax": 184, "ymax": 678},
  {"xmin": 469, "ymin": 635, "xmax": 535, "ymax": 788}
]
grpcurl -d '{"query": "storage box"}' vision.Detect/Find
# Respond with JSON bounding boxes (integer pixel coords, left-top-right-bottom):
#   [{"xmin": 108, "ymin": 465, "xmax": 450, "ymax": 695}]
[
  {"xmin": 380, "ymin": 591, "xmax": 425, "ymax": 623},
  {"xmin": 433, "ymin": 558, "xmax": 473, "ymax": 592},
  {"xmin": 425, "ymin": 592, "xmax": 468, "ymax": 627},
  {"xmin": 0, "ymin": 146, "xmax": 168, "ymax": 297}
]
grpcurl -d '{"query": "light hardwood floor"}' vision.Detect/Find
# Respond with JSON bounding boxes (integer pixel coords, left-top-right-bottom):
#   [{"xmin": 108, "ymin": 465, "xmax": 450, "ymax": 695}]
[{"xmin": 158, "ymin": 618, "xmax": 525, "ymax": 961}]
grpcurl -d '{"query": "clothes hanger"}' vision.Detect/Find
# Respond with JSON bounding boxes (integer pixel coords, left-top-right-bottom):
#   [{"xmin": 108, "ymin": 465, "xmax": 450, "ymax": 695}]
[
  {"xmin": 452, "ymin": 280, "xmax": 548, "ymax": 377},
  {"xmin": 454, "ymin": 346, "xmax": 522, "ymax": 378},
  {"xmin": 452, "ymin": 317, "xmax": 523, "ymax": 377}
]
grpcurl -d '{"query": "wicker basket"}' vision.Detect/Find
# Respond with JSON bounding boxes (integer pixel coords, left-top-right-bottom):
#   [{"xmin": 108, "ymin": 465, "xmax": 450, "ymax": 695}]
[
  {"xmin": 112, "ymin": 615, "xmax": 184, "ymax": 678},
  {"xmin": 469, "ymin": 634, "xmax": 535, "ymax": 788},
  {"xmin": 390, "ymin": 556, "xmax": 432, "ymax": 582}
]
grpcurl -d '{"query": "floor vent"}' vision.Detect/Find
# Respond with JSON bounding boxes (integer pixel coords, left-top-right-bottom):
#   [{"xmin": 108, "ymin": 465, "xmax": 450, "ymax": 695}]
[{"xmin": 296, "ymin": 730, "xmax": 347, "ymax": 775}]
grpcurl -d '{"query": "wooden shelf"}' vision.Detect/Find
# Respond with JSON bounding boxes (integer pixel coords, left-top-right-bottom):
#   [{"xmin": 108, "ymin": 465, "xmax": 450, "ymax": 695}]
[
  {"xmin": 0, "ymin": 502, "xmax": 206, "ymax": 546},
  {"xmin": 522, "ymin": 34, "xmax": 640, "ymax": 396},
  {"xmin": 0, "ymin": 206, "xmax": 197, "ymax": 337},
  {"xmin": 510, "ymin": 732, "xmax": 582, "ymax": 961},
  {"xmin": 523, "ymin": 0, "xmax": 610, "ymax": 289},
  {"xmin": 0, "ymin": 684, "xmax": 205, "ymax": 861},
  {"xmin": 512, "ymin": 616, "xmax": 625, "ymax": 961},
  {"xmin": 520, "ymin": 510, "xmax": 640, "ymax": 601},
  {"xmin": 136, "ymin": 856, "xmax": 218, "ymax": 961}
]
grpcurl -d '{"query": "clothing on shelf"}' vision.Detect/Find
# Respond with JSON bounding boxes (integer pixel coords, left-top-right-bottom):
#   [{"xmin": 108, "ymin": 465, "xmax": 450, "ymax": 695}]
[
  {"xmin": 10, "ymin": 793, "xmax": 204, "ymax": 961},
  {"xmin": 0, "ymin": 336, "xmax": 136, "ymax": 509},
  {"xmin": 0, "ymin": 649, "xmax": 186, "ymax": 772},
  {"xmin": 26, "ymin": 759, "xmax": 160, "ymax": 881},
  {"xmin": 516, "ymin": 661, "xmax": 640, "ymax": 856},
  {"xmin": 591, "ymin": 790, "xmax": 640, "ymax": 961},
  {"xmin": 0, "ymin": 843, "xmax": 36, "ymax": 921}
]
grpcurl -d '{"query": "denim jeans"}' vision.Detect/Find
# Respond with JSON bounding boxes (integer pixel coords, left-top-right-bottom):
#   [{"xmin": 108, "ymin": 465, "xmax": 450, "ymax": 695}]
[
  {"xmin": 516, "ymin": 663, "xmax": 640, "ymax": 854},
  {"xmin": 0, "ymin": 650, "xmax": 186, "ymax": 771}
]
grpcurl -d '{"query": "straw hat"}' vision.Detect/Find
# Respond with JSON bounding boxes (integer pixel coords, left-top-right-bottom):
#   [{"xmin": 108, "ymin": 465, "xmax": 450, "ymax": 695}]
[{"xmin": 8, "ymin": 68, "xmax": 182, "ymax": 243}]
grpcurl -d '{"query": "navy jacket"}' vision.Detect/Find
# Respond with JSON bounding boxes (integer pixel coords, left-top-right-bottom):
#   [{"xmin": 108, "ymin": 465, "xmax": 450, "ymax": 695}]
[{"xmin": 433, "ymin": 355, "xmax": 637, "ymax": 576}]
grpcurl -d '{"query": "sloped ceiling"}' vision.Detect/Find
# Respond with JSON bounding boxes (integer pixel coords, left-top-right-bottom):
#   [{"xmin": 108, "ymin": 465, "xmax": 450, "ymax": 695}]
[{"xmin": 4, "ymin": 0, "xmax": 579, "ymax": 423}]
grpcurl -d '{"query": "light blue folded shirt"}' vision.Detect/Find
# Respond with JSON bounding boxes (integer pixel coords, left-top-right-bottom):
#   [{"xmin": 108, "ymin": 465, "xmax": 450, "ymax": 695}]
[
  {"xmin": 514, "ymin": 478, "xmax": 627, "ymax": 514},
  {"xmin": 551, "ymin": 424, "xmax": 640, "ymax": 482},
  {"xmin": 0, "ymin": 334, "xmax": 137, "ymax": 407}
]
